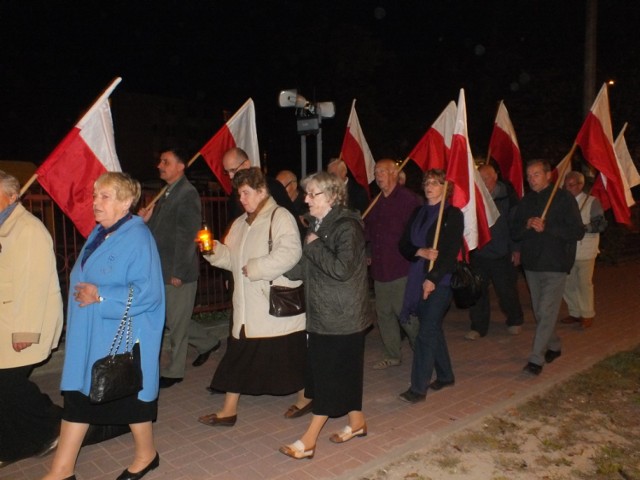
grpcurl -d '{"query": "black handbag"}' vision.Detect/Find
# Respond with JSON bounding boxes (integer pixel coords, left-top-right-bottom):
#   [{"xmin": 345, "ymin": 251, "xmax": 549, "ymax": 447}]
[
  {"xmin": 267, "ymin": 208, "xmax": 306, "ymax": 317},
  {"xmin": 450, "ymin": 250, "xmax": 483, "ymax": 309},
  {"xmin": 89, "ymin": 285, "xmax": 143, "ymax": 404}
]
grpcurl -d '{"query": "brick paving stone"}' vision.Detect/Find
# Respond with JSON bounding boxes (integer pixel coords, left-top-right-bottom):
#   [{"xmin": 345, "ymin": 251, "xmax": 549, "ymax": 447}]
[{"xmin": 7, "ymin": 260, "xmax": 640, "ymax": 479}]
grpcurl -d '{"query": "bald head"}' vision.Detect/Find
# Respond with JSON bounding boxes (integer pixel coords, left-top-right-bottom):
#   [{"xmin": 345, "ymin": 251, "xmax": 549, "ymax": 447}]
[
  {"xmin": 222, "ymin": 147, "xmax": 250, "ymax": 179},
  {"xmin": 478, "ymin": 164, "xmax": 498, "ymax": 193},
  {"xmin": 374, "ymin": 159, "xmax": 399, "ymax": 196},
  {"xmin": 276, "ymin": 170, "xmax": 299, "ymax": 201},
  {"xmin": 327, "ymin": 158, "xmax": 347, "ymax": 181}
]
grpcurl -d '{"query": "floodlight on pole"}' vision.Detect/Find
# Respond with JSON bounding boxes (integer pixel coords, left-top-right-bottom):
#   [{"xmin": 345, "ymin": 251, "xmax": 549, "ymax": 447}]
[{"xmin": 278, "ymin": 89, "xmax": 335, "ymax": 177}]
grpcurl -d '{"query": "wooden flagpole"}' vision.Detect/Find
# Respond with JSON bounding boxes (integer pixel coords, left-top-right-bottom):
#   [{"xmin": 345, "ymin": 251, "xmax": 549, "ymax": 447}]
[
  {"xmin": 541, "ymin": 143, "xmax": 577, "ymax": 220},
  {"xmin": 428, "ymin": 180, "xmax": 448, "ymax": 272}
]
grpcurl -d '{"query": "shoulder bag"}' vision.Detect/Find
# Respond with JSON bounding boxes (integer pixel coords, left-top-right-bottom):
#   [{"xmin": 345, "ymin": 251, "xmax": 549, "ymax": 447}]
[
  {"xmin": 89, "ymin": 285, "xmax": 143, "ymax": 403},
  {"xmin": 450, "ymin": 245, "xmax": 483, "ymax": 309},
  {"xmin": 268, "ymin": 209, "xmax": 306, "ymax": 317}
]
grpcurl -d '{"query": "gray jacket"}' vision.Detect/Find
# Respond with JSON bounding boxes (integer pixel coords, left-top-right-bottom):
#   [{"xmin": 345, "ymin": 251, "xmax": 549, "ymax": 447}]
[
  {"xmin": 147, "ymin": 175, "xmax": 201, "ymax": 284},
  {"xmin": 288, "ymin": 206, "xmax": 371, "ymax": 335}
]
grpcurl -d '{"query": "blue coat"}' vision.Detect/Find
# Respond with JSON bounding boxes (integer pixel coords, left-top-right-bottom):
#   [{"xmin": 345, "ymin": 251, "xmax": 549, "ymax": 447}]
[{"xmin": 60, "ymin": 216, "xmax": 165, "ymax": 402}]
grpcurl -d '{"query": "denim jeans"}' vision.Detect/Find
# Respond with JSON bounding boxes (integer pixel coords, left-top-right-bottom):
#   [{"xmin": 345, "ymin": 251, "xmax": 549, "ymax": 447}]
[{"xmin": 410, "ymin": 284, "xmax": 454, "ymax": 395}]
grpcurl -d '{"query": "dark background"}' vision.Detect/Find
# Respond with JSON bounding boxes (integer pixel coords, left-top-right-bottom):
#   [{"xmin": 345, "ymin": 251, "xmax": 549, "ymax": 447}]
[{"xmin": 2, "ymin": 1, "xmax": 639, "ymax": 183}]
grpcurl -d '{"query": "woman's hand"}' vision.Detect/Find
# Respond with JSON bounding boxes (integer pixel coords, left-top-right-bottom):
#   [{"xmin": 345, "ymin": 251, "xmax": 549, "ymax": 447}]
[
  {"xmin": 74, "ymin": 282, "xmax": 101, "ymax": 307},
  {"xmin": 12, "ymin": 342, "xmax": 33, "ymax": 352},
  {"xmin": 416, "ymin": 247, "xmax": 439, "ymax": 261},
  {"xmin": 422, "ymin": 279, "xmax": 436, "ymax": 299}
]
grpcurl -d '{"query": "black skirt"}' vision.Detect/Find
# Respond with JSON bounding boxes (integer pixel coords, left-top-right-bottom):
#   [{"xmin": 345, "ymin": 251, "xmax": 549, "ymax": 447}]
[
  {"xmin": 210, "ymin": 328, "xmax": 306, "ymax": 395},
  {"xmin": 62, "ymin": 391, "xmax": 157, "ymax": 425},
  {"xmin": 305, "ymin": 330, "xmax": 365, "ymax": 417}
]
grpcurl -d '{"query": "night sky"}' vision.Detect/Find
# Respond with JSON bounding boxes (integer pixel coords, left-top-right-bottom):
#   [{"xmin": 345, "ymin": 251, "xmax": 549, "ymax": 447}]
[{"xmin": 2, "ymin": 1, "xmax": 639, "ymax": 182}]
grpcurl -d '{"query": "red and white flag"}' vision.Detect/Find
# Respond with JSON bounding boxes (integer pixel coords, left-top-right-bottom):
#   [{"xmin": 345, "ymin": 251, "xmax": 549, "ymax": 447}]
[
  {"xmin": 488, "ymin": 101, "xmax": 524, "ymax": 198},
  {"xmin": 576, "ymin": 83, "xmax": 632, "ymax": 225},
  {"xmin": 408, "ymin": 101, "xmax": 456, "ymax": 172},
  {"xmin": 446, "ymin": 89, "xmax": 499, "ymax": 251},
  {"xmin": 36, "ymin": 78, "xmax": 122, "ymax": 238},
  {"xmin": 340, "ymin": 99, "xmax": 375, "ymax": 196},
  {"xmin": 199, "ymin": 98, "xmax": 260, "ymax": 195},
  {"xmin": 614, "ymin": 124, "xmax": 640, "ymax": 201}
]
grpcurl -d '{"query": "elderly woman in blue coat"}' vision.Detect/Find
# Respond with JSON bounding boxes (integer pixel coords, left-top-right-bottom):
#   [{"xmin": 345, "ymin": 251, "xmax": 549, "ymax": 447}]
[{"xmin": 43, "ymin": 173, "xmax": 165, "ymax": 480}]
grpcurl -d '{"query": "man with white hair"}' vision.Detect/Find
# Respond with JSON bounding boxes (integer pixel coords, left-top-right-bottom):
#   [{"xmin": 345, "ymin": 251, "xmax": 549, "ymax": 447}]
[{"xmin": 561, "ymin": 171, "xmax": 607, "ymax": 329}]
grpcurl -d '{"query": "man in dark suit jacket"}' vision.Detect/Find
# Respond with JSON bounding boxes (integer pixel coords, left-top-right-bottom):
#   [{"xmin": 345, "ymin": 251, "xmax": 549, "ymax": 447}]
[
  {"xmin": 327, "ymin": 158, "xmax": 369, "ymax": 215},
  {"xmin": 140, "ymin": 147, "xmax": 220, "ymax": 388}
]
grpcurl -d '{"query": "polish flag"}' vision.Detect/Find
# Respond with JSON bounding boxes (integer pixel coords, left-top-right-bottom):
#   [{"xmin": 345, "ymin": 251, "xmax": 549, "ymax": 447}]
[
  {"xmin": 488, "ymin": 101, "xmax": 524, "ymax": 198},
  {"xmin": 614, "ymin": 124, "xmax": 640, "ymax": 201},
  {"xmin": 340, "ymin": 100, "xmax": 375, "ymax": 196},
  {"xmin": 550, "ymin": 150, "xmax": 573, "ymax": 185},
  {"xmin": 199, "ymin": 98, "xmax": 260, "ymax": 194},
  {"xmin": 36, "ymin": 78, "xmax": 122, "ymax": 238},
  {"xmin": 576, "ymin": 83, "xmax": 632, "ymax": 225},
  {"xmin": 408, "ymin": 101, "xmax": 456, "ymax": 171},
  {"xmin": 446, "ymin": 89, "xmax": 499, "ymax": 251}
]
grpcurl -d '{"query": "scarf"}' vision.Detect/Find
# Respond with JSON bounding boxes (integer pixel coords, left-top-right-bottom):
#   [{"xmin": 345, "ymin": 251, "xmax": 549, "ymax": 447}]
[
  {"xmin": 0, "ymin": 202, "xmax": 18, "ymax": 228},
  {"xmin": 81, "ymin": 213, "xmax": 133, "ymax": 268},
  {"xmin": 399, "ymin": 203, "xmax": 441, "ymax": 323}
]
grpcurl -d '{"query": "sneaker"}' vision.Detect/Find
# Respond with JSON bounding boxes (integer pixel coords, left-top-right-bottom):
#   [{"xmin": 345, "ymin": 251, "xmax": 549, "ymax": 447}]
[
  {"xmin": 372, "ymin": 358, "xmax": 401, "ymax": 370},
  {"xmin": 464, "ymin": 330, "xmax": 481, "ymax": 340},
  {"xmin": 507, "ymin": 325, "xmax": 522, "ymax": 335},
  {"xmin": 399, "ymin": 388, "xmax": 426, "ymax": 403}
]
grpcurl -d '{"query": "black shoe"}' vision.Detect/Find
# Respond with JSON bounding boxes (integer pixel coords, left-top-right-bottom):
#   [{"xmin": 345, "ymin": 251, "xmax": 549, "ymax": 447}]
[
  {"xmin": 399, "ymin": 388, "xmax": 426, "ymax": 403},
  {"xmin": 545, "ymin": 349, "xmax": 562, "ymax": 364},
  {"xmin": 192, "ymin": 340, "xmax": 222, "ymax": 367},
  {"xmin": 429, "ymin": 379, "xmax": 455, "ymax": 391},
  {"xmin": 116, "ymin": 452, "xmax": 159, "ymax": 480},
  {"xmin": 159, "ymin": 377, "xmax": 183, "ymax": 388},
  {"xmin": 523, "ymin": 362, "xmax": 543, "ymax": 376}
]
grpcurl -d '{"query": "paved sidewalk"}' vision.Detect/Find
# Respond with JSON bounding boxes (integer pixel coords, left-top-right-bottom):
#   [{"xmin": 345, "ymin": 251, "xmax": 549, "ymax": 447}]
[{"xmin": 6, "ymin": 259, "xmax": 640, "ymax": 480}]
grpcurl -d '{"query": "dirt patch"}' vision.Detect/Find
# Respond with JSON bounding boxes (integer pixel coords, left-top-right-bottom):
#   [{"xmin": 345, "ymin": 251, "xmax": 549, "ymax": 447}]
[{"xmin": 361, "ymin": 347, "xmax": 640, "ymax": 480}]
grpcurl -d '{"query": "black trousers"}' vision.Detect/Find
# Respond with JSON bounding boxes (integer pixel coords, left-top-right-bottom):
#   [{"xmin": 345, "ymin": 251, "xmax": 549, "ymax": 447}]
[
  {"xmin": 0, "ymin": 364, "xmax": 62, "ymax": 462},
  {"xmin": 469, "ymin": 253, "xmax": 524, "ymax": 336}
]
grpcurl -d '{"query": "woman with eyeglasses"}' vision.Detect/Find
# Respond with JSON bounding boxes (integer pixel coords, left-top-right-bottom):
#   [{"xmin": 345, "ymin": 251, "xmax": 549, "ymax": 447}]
[
  {"xmin": 397, "ymin": 169, "xmax": 463, "ymax": 404},
  {"xmin": 280, "ymin": 171, "xmax": 371, "ymax": 460}
]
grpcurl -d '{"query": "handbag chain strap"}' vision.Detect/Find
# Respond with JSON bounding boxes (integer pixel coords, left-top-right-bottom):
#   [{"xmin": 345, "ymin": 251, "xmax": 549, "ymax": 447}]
[{"xmin": 106, "ymin": 284, "xmax": 134, "ymax": 357}]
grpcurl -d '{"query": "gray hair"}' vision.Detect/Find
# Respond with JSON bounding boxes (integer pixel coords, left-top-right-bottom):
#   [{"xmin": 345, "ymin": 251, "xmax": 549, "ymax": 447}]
[
  {"xmin": 302, "ymin": 171, "xmax": 347, "ymax": 207},
  {"xmin": 0, "ymin": 170, "xmax": 21, "ymax": 199}
]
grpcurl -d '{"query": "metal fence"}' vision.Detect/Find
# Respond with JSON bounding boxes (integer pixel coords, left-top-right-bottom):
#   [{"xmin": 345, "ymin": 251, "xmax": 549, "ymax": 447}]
[{"xmin": 22, "ymin": 189, "xmax": 232, "ymax": 313}]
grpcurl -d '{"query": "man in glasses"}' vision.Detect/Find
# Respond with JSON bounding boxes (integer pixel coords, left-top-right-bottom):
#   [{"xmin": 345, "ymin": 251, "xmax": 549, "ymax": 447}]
[{"xmin": 222, "ymin": 148, "xmax": 299, "ymax": 230}]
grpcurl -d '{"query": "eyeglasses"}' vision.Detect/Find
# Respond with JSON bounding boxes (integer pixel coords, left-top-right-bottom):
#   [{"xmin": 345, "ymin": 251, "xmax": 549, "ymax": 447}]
[
  {"xmin": 422, "ymin": 179, "xmax": 444, "ymax": 187},
  {"xmin": 224, "ymin": 159, "xmax": 248, "ymax": 176},
  {"xmin": 305, "ymin": 191, "xmax": 324, "ymax": 199}
]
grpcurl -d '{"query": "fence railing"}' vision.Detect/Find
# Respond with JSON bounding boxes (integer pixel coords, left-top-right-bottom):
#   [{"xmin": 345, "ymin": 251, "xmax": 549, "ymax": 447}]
[{"xmin": 22, "ymin": 189, "xmax": 231, "ymax": 313}]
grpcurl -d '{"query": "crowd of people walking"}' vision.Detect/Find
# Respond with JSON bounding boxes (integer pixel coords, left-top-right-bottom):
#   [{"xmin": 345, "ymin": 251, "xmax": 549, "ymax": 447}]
[{"xmin": 0, "ymin": 145, "xmax": 605, "ymax": 478}]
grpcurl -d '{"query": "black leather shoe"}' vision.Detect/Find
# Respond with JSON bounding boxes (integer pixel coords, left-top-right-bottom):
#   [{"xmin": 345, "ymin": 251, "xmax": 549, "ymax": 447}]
[
  {"xmin": 399, "ymin": 388, "xmax": 426, "ymax": 403},
  {"xmin": 192, "ymin": 340, "xmax": 221, "ymax": 367},
  {"xmin": 429, "ymin": 379, "xmax": 455, "ymax": 391},
  {"xmin": 159, "ymin": 377, "xmax": 183, "ymax": 388},
  {"xmin": 36, "ymin": 436, "xmax": 59, "ymax": 457},
  {"xmin": 523, "ymin": 362, "xmax": 543, "ymax": 376},
  {"xmin": 116, "ymin": 452, "xmax": 159, "ymax": 480},
  {"xmin": 545, "ymin": 349, "xmax": 562, "ymax": 364}
]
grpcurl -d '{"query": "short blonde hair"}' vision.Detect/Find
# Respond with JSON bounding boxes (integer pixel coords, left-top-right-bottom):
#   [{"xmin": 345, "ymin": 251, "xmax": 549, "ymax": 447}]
[
  {"xmin": 94, "ymin": 172, "xmax": 141, "ymax": 206},
  {"xmin": 302, "ymin": 171, "xmax": 347, "ymax": 207}
]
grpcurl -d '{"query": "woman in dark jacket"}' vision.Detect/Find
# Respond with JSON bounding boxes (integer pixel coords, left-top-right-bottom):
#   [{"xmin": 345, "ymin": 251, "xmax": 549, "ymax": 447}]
[
  {"xmin": 398, "ymin": 169, "xmax": 463, "ymax": 403},
  {"xmin": 280, "ymin": 171, "xmax": 371, "ymax": 460}
]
